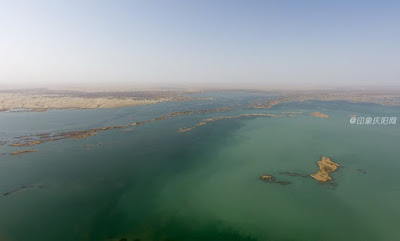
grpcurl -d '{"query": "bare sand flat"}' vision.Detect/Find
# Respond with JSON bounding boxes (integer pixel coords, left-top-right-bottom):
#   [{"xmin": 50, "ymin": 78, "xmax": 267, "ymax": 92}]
[
  {"xmin": 0, "ymin": 93, "xmax": 173, "ymax": 111},
  {"xmin": 251, "ymin": 90, "xmax": 400, "ymax": 109},
  {"xmin": 0, "ymin": 89, "xmax": 209, "ymax": 111}
]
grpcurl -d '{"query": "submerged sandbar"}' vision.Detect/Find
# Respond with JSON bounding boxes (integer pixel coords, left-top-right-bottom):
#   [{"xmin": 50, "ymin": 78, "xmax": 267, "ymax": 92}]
[
  {"xmin": 260, "ymin": 175, "xmax": 291, "ymax": 185},
  {"xmin": 10, "ymin": 149, "xmax": 36, "ymax": 155}
]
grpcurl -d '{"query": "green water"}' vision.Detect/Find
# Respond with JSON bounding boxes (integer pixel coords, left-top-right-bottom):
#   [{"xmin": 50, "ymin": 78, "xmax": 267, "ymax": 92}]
[{"xmin": 0, "ymin": 93, "xmax": 399, "ymax": 241}]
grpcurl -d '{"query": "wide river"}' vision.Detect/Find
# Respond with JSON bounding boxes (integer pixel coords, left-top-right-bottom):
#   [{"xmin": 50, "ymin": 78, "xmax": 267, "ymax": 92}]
[{"xmin": 0, "ymin": 92, "xmax": 399, "ymax": 241}]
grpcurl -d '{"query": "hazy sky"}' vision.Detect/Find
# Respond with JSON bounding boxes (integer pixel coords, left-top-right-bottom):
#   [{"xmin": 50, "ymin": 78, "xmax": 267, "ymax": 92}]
[{"xmin": 1, "ymin": 0, "xmax": 399, "ymax": 89}]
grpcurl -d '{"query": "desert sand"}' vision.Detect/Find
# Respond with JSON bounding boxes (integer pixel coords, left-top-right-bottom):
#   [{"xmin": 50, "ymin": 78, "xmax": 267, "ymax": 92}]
[{"xmin": 0, "ymin": 93, "xmax": 178, "ymax": 111}]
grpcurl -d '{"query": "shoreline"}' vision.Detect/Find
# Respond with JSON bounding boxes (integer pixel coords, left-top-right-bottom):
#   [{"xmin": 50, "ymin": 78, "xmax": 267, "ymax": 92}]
[{"xmin": 0, "ymin": 90, "xmax": 213, "ymax": 112}]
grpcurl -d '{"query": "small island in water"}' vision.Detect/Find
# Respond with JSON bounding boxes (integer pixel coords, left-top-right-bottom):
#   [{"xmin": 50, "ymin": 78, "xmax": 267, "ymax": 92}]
[
  {"xmin": 261, "ymin": 156, "xmax": 341, "ymax": 185},
  {"xmin": 310, "ymin": 112, "xmax": 329, "ymax": 118},
  {"xmin": 310, "ymin": 156, "xmax": 340, "ymax": 182}
]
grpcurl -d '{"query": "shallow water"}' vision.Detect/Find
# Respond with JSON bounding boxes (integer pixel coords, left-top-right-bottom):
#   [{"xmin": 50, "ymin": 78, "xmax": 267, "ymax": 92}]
[{"xmin": 0, "ymin": 92, "xmax": 399, "ymax": 241}]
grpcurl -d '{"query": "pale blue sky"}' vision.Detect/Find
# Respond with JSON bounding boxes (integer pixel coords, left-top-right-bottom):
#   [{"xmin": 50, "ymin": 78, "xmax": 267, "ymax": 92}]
[{"xmin": 1, "ymin": 0, "xmax": 399, "ymax": 88}]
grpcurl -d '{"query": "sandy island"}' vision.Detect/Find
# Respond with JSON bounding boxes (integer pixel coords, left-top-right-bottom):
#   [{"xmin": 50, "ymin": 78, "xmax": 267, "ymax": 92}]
[
  {"xmin": 310, "ymin": 112, "xmax": 329, "ymax": 118},
  {"xmin": 261, "ymin": 156, "xmax": 341, "ymax": 185},
  {"xmin": 310, "ymin": 156, "xmax": 340, "ymax": 182}
]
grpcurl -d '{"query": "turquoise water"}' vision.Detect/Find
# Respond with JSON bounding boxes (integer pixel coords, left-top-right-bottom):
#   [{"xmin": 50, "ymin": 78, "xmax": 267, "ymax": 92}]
[{"xmin": 0, "ymin": 93, "xmax": 399, "ymax": 241}]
